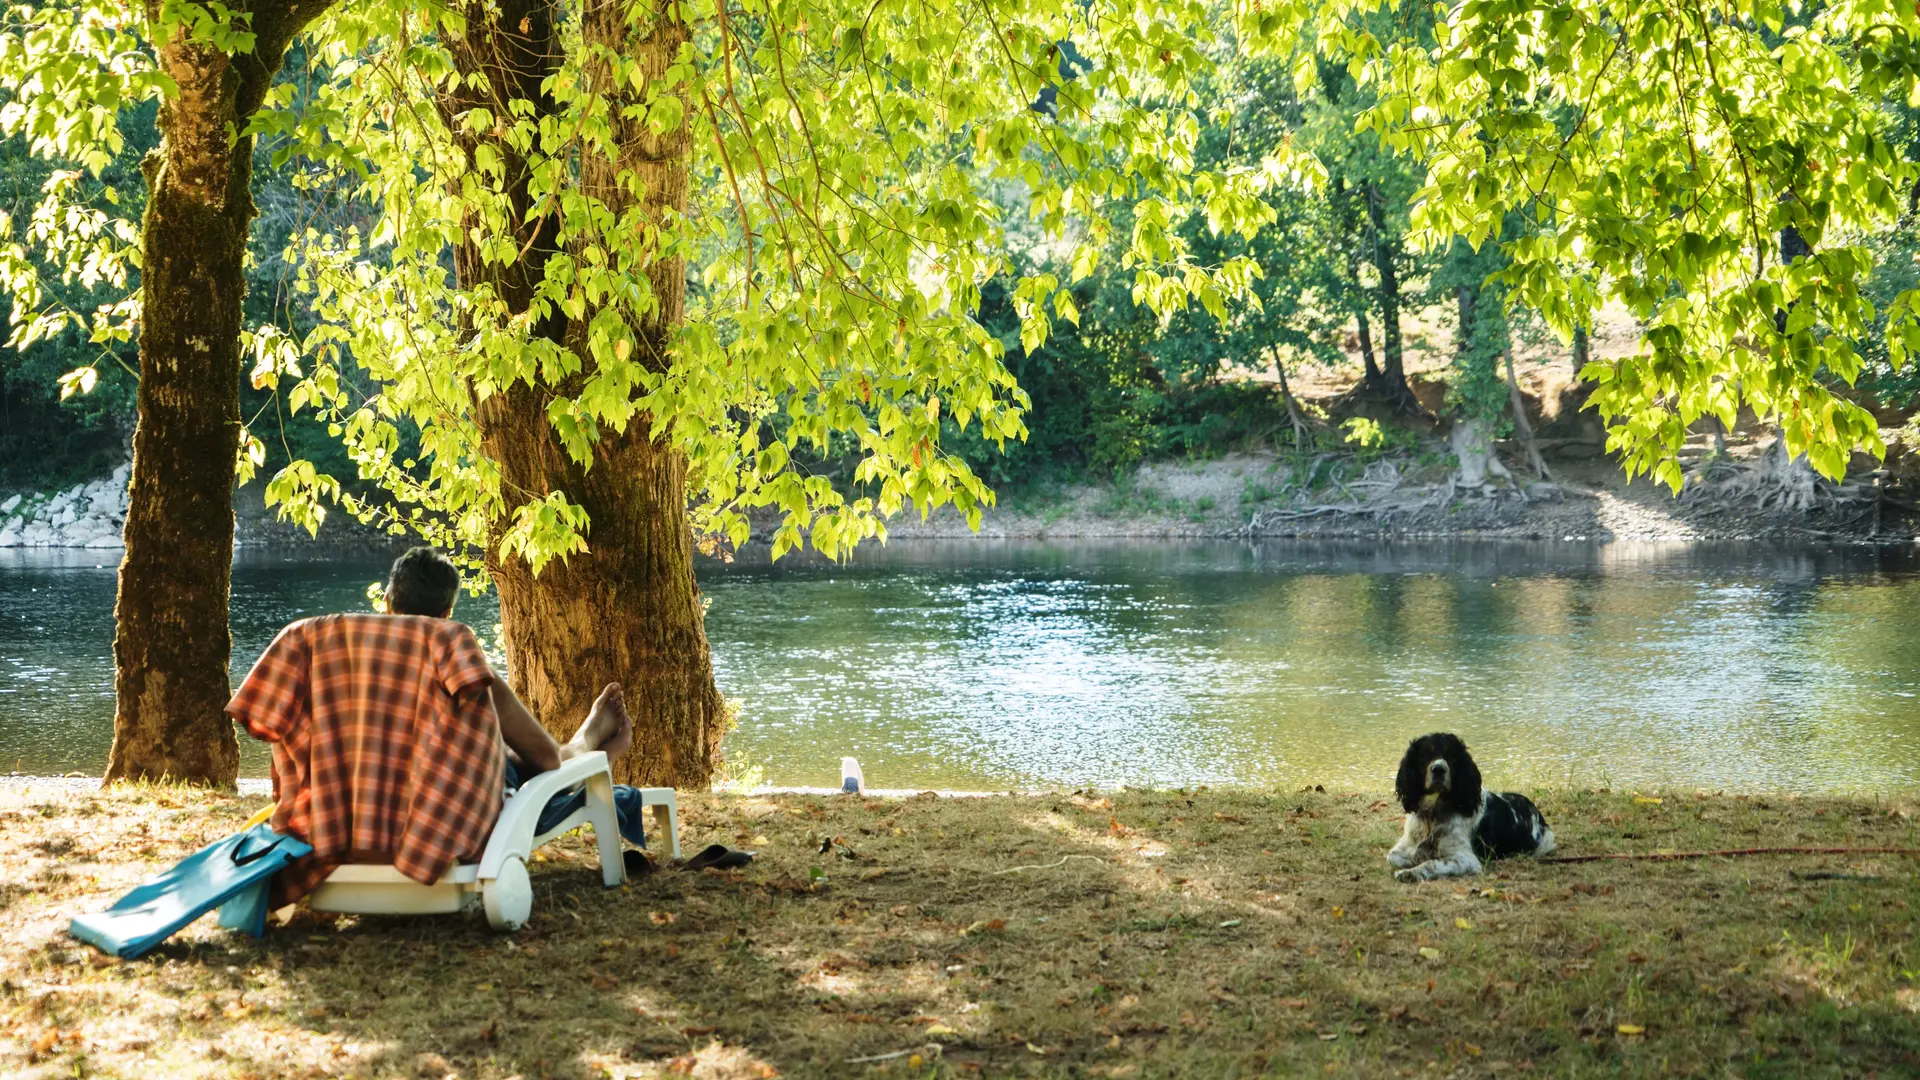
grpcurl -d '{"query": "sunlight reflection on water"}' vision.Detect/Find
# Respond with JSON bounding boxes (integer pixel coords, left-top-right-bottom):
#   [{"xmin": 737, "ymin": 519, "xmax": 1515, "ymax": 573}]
[{"xmin": 4, "ymin": 539, "xmax": 1919, "ymax": 793}]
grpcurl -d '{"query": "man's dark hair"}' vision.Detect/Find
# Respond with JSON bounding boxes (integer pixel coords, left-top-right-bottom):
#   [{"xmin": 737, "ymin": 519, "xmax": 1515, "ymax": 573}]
[{"xmin": 387, "ymin": 546, "xmax": 461, "ymax": 617}]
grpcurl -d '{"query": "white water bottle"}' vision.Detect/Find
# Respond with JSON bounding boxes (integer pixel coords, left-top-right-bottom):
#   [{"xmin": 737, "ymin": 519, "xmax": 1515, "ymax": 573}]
[{"xmin": 841, "ymin": 757, "xmax": 864, "ymax": 795}]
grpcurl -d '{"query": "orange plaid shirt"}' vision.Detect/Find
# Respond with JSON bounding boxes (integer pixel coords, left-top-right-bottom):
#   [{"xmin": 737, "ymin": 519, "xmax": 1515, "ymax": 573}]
[{"xmin": 227, "ymin": 614, "xmax": 505, "ymax": 903}]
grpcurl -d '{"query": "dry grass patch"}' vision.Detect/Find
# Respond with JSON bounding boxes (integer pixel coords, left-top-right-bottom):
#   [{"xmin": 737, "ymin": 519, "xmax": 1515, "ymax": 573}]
[{"xmin": 3, "ymin": 784, "xmax": 1920, "ymax": 1078}]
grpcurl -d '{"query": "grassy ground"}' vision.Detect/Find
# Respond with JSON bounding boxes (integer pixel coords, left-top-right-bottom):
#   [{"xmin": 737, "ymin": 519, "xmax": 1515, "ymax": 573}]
[{"xmin": 4, "ymin": 784, "xmax": 1920, "ymax": 1079}]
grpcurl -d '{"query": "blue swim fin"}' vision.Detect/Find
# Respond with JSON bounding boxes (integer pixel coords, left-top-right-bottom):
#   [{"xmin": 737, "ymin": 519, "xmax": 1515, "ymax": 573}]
[{"xmin": 69, "ymin": 823, "xmax": 312, "ymax": 960}]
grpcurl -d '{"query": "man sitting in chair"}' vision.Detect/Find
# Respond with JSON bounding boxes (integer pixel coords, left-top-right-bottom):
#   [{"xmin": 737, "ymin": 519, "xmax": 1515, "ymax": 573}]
[
  {"xmin": 379, "ymin": 546, "xmax": 651, "ymax": 847},
  {"xmin": 228, "ymin": 546, "xmax": 650, "ymax": 906}
]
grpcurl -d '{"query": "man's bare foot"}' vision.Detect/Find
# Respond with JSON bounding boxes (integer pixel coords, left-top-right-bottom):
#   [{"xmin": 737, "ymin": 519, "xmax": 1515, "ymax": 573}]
[
  {"xmin": 599, "ymin": 689, "xmax": 633, "ymax": 762},
  {"xmin": 571, "ymin": 682, "xmax": 632, "ymax": 762}
]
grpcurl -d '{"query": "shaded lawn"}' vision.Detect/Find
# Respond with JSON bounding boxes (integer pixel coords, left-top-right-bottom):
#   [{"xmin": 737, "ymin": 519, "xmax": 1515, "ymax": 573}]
[{"xmin": 3, "ymin": 783, "xmax": 1920, "ymax": 1079}]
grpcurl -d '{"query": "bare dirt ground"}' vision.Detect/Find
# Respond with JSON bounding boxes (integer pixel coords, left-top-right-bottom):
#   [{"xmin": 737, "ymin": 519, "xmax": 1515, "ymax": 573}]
[{"xmin": 6, "ymin": 784, "xmax": 1920, "ymax": 1079}]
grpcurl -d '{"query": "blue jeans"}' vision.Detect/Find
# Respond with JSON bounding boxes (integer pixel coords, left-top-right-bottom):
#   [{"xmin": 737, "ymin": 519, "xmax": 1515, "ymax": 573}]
[{"xmin": 503, "ymin": 759, "xmax": 647, "ymax": 848}]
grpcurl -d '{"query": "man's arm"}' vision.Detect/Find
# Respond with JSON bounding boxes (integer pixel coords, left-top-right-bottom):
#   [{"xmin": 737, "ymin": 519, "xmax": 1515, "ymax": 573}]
[{"xmin": 490, "ymin": 675, "xmax": 563, "ymax": 774}]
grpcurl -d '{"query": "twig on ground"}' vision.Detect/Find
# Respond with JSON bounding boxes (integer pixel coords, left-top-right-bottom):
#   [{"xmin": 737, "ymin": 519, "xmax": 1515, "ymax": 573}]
[
  {"xmin": 845, "ymin": 1044, "xmax": 941, "ymax": 1064},
  {"xmin": 1791, "ymin": 871, "xmax": 1887, "ymax": 882},
  {"xmin": 1543, "ymin": 846, "xmax": 1920, "ymax": 864},
  {"xmin": 991, "ymin": 854, "xmax": 1108, "ymax": 875}
]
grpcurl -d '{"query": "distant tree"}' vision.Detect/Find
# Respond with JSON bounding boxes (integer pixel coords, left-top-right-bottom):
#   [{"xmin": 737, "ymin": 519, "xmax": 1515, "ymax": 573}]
[{"xmin": 1297, "ymin": 33, "xmax": 1430, "ymax": 413}]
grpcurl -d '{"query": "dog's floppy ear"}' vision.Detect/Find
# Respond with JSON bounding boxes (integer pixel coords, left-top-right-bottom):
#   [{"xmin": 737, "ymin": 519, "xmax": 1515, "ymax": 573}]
[
  {"xmin": 1394, "ymin": 738, "xmax": 1425, "ymax": 813},
  {"xmin": 1444, "ymin": 736, "xmax": 1483, "ymax": 815}
]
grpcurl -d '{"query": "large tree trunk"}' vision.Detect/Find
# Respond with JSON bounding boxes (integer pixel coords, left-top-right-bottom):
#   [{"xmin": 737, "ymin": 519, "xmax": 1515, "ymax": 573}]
[
  {"xmin": 1364, "ymin": 182, "xmax": 1416, "ymax": 411},
  {"xmin": 453, "ymin": 0, "xmax": 725, "ymax": 787},
  {"xmin": 105, "ymin": 1, "xmax": 332, "ymax": 786},
  {"xmin": 483, "ymin": 429, "xmax": 725, "ymax": 787}
]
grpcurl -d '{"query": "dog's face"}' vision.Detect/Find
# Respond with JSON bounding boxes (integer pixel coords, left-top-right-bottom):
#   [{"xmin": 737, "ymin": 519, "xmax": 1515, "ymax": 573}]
[{"xmin": 1395, "ymin": 732, "xmax": 1483, "ymax": 816}]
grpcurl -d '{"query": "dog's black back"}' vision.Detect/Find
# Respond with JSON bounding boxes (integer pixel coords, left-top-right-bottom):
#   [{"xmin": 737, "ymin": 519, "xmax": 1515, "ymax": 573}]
[{"xmin": 1474, "ymin": 791, "xmax": 1548, "ymax": 859}]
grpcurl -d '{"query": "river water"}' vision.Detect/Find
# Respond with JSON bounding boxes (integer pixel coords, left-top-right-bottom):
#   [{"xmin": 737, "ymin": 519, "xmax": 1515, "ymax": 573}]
[{"xmin": 5, "ymin": 540, "xmax": 1920, "ymax": 794}]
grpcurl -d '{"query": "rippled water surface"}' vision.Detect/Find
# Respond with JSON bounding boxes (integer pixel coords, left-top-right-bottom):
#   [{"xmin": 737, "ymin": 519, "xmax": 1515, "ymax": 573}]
[{"xmin": 6, "ymin": 540, "xmax": 1920, "ymax": 793}]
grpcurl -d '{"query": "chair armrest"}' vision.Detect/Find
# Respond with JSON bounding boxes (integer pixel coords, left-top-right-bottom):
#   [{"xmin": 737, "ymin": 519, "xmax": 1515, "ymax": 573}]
[
  {"xmin": 508, "ymin": 751, "xmax": 608, "ymax": 807},
  {"xmin": 478, "ymin": 751, "xmax": 611, "ymax": 879}
]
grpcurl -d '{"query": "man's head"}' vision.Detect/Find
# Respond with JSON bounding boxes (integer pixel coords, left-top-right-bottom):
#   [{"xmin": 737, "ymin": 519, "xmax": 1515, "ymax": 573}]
[{"xmin": 386, "ymin": 546, "xmax": 461, "ymax": 618}]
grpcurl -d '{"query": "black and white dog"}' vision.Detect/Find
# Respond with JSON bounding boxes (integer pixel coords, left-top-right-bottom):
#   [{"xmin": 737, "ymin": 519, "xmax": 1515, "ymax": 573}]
[{"xmin": 1387, "ymin": 733, "xmax": 1554, "ymax": 882}]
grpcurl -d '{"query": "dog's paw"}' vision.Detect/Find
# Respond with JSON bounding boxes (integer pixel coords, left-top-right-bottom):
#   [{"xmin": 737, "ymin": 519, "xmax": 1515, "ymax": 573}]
[
  {"xmin": 1386, "ymin": 851, "xmax": 1417, "ymax": 870},
  {"xmin": 1393, "ymin": 867, "xmax": 1422, "ymax": 883}
]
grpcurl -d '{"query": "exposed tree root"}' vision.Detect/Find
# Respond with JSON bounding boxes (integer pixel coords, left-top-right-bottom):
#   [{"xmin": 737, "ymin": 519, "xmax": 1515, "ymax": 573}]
[
  {"xmin": 1236, "ymin": 457, "xmax": 1587, "ymax": 537},
  {"xmin": 1682, "ymin": 435, "xmax": 1879, "ymax": 514}
]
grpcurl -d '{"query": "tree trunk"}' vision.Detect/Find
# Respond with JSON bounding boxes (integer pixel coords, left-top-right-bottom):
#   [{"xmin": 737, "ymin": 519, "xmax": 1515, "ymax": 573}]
[
  {"xmin": 1504, "ymin": 348, "xmax": 1551, "ymax": 480},
  {"xmin": 105, "ymin": 1, "xmax": 332, "ymax": 786},
  {"xmin": 1450, "ymin": 418, "xmax": 1514, "ymax": 489},
  {"xmin": 1571, "ymin": 324, "xmax": 1590, "ymax": 374},
  {"xmin": 1364, "ymin": 182, "xmax": 1415, "ymax": 411},
  {"xmin": 457, "ymin": 0, "xmax": 725, "ymax": 788},
  {"xmin": 1267, "ymin": 345, "xmax": 1313, "ymax": 448},
  {"xmin": 1356, "ymin": 311, "xmax": 1379, "ymax": 385},
  {"xmin": 483, "ymin": 431, "xmax": 725, "ymax": 787}
]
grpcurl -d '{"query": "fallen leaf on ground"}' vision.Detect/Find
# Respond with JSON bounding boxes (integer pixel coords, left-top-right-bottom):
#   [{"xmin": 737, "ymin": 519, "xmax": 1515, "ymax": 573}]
[
  {"xmin": 1456, "ymin": 918, "xmax": 1473, "ymax": 930},
  {"xmin": 649, "ymin": 911, "xmax": 678, "ymax": 925},
  {"xmin": 964, "ymin": 919, "xmax": 1007, "ymax": 935},
  {"xmin": 1617, "ymin": 1024, "xmax": 1645, "ymax": 1036},
  {"xmin": 1419, "ymin": 947, "xmax": 1443, "ymax": 961}
]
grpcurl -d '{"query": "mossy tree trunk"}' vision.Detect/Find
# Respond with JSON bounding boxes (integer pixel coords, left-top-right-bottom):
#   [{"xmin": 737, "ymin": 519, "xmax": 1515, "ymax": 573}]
[
  {"xmin": 105, "ymin": 1, "xmax": 334, "ymax": 786},
  {"xmin": 448, "ymin": 0, "xmax": 726, "ymax": 788}
]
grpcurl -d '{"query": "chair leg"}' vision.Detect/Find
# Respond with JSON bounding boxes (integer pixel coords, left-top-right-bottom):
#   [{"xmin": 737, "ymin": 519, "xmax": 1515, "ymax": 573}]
[
  {"xmin": 582, "ymin": 772, "xmax": 627, "ymax": 887},
  {"xmin": 650, "ymin": 797, "xmax": 681, "ymax": 861}
]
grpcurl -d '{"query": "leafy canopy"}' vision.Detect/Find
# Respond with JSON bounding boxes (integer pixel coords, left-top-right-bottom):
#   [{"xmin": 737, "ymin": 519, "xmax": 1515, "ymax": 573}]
[
  {"xmin": 250, "ymin": 0, "xmax": 1323, "ymax": 564},
  {"xmin": 1324, "ymin": 0, "xmax": 1920, "ymax": 488}
]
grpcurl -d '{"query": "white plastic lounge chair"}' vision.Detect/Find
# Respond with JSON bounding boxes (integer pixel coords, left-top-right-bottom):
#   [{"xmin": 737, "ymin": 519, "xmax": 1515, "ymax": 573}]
[{"xmin": 304, "ymin": 751, "xmax": 675, "ymax": 930}]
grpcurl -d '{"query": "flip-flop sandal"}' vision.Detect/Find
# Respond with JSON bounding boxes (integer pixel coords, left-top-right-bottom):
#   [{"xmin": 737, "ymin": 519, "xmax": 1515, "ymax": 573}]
[{"xmin": 681, "ymin": 844, "xmax": 756, "ymax": 871}]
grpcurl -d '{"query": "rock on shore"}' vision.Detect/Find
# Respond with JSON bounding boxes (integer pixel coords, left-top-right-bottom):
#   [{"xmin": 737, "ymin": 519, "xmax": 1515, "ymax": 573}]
[{"xmin": 0, "ymin": 465, "xmax": 130, "ymax": 548}]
